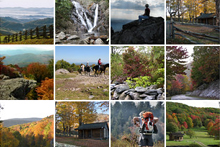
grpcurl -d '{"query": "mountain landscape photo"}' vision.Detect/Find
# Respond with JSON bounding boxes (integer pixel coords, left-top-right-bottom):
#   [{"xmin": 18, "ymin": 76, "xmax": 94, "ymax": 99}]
[
  {"xmin": 0, "ymin": 101, "xmax": 54, "ymax": 147},
  {"xmin": 0, "ymin": 46, "xmax": 54, "ymax": 100},
  {"xmin": 0, "ymin": 0, "xmax": 54, "ymax": 44}
]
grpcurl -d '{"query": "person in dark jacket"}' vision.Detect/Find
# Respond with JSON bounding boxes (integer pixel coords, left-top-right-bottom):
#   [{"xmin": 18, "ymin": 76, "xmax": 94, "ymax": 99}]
[{"xmin": 139, "ymin": 4, "xmax": 150, "ymax": 23}]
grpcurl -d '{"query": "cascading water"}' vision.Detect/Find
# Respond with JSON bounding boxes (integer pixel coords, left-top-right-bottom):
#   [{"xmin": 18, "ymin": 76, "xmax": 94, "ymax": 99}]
[{"xmin": 72, "ymin": 1, "xmax": 99, "ymax": 33}]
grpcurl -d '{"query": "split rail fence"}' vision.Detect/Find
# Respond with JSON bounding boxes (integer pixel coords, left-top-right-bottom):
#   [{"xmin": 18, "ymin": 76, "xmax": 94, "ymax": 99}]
[
  {"xmin": 167, "ymin": 22, "xmax": 220, "ymax": 44},
  {"xmin": 0, "ymin": 25, "xmax": 53, "ymax": 44}
]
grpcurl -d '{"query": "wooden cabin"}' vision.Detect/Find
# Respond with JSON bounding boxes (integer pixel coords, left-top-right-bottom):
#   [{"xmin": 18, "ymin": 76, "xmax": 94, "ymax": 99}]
[
  {"xmin": 196, "ymin": 13, "xmax": 216, "ymax": 25},
  {"xmin": 169, "ymin": 132, "xmax": 184, "ymax": 141},
  {"xmin": 75, "ymin": 122, "xmax": 109, "ymax": 140}
]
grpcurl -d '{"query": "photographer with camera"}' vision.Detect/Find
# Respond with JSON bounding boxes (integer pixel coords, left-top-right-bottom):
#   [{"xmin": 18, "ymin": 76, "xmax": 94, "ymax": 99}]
[{"xmin": 133, "ymin": 111, "xmax": 158, "ymax": 147}]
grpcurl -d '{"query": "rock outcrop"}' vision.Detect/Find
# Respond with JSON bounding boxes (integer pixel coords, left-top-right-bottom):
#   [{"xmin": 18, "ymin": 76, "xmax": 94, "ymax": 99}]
[
  {"xmin": 111, "ymin": 83, "xmax": 164, "ymax": 100},
  {"xmin": 188, "ymin": 80, "xmax": 220, "ymax": 99},
  {"xmin": 55, "ymin": 69, "xmax": 70, "ymax": 74},
  {"xmin": 0, "ymin": 78, "xmax": 37, "ymax": 100},
  {"xmin": 111, "ymin": 17, "xmax": 164, "ymax": 44}
]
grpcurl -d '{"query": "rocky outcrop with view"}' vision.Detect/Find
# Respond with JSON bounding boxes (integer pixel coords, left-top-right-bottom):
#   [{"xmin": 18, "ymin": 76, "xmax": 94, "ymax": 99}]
[{"xmin": 111, "ymin": 17, "xmax": 164, "ymax": 44}]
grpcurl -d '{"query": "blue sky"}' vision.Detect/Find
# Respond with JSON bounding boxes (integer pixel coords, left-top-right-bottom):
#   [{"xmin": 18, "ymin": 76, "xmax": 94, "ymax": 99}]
[{"xmin": 55, "ymin": 46, "xmax": 109, "ymax": 64}]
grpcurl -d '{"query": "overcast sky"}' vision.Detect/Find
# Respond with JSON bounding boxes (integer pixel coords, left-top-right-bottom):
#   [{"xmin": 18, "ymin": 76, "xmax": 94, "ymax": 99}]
[
  {"xmin": 0, "ymin": 0, "xmax": 54, "ymax": 8},
  {"xmin": 111, "ymin": 0, "xmax": 164, "ymax": 20},
  {"xmin": 0, "ymin": 101, "xmax": 54, "ymax": 120},
  {"xmin": 0, "ymin": 45, "xmax": 54, "ymax": 51},
  {"xmin": 171, "ymin": 101, "xmax": 220, "ymax": 109}
]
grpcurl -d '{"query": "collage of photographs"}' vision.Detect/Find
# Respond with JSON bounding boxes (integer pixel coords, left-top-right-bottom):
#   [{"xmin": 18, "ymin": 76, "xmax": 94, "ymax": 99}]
[{"xmin": 0, "ymin": 0, "xmax": 219, "ymax": 147}]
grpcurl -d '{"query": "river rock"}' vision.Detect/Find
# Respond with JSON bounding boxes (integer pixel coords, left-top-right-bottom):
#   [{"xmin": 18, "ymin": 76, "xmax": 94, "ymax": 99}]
[
  {"xmin": 57, "ymin": 32, "xmax": 67, "ymax": 40},
  {"xmin": 111, "ymin": 17, "xmax": 164, "ymax": 44},
  {"xmin": 55, "ymin": 38, "xmax": 62, "ymax": 44},
  {"xmin": 0, "ymin": 78, "xmax": 37, "ymax": 100},
  {"xmin": 94, "ymin": 38, "xmax": 104, "ymax": 44},
  {"xmin": 67, "ymin": 35, "xmax": 80, "ymax": 40}
]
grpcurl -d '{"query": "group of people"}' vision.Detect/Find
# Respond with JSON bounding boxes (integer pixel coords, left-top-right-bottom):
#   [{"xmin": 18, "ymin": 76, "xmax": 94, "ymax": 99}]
[{"xmin": 80, "ymin": 58, "xmax": 102, "ymax": 71}]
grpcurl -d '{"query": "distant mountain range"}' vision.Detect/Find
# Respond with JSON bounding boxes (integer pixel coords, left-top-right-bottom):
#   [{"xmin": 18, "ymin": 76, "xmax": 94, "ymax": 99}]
[
  {"xmin": 3, "ymin": 53, "xmax": 53, "ymax": 67},
  {"xmin": 3, "ymin": 117, "xmax": 42, "ymax": 127},
  {"xmin": 0, "ymin": 49, "xmax": 53, "ymax": 56},
  {"xmin": 0, "ymin": 17, "xmax": 53, "ymax": 35}
]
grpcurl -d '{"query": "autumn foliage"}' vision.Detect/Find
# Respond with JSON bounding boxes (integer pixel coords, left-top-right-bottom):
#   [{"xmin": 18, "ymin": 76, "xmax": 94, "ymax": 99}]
[
  {"xmin": 36, "ymin": 78, "xmax": 54, "ymax": 100},
  {"xmin": 0, "ymin": 115, "xmax": 53, "ymax": 147}
]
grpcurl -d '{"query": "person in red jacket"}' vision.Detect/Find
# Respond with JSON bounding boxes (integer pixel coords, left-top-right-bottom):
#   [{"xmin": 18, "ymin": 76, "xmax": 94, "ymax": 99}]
[
  {"xmin": 139, "ymin": 4, "xmax": 150, "ymax": 23},
  {"xmin": 98, "ymin": 58, "xmax": 102, "ymax": 71}
]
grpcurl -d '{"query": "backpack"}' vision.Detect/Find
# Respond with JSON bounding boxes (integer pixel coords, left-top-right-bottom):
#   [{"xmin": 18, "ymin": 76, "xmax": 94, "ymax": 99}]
[{"xmin": 140, "ymin": 112, "xmax": 156, "ymax": 134}]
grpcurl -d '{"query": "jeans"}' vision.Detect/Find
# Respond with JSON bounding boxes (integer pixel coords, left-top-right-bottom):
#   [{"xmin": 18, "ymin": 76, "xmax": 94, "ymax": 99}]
[{"xmin": 139, "ymin": 15, "xmax": 149, "ymax": 22}]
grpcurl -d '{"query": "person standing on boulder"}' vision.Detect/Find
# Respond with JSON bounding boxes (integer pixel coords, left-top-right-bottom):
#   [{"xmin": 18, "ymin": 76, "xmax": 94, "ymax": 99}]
[
  {"xmin": 139, "ymin": 4, "xmax": 150, "ymax": 23},
  {"xmin": 98, "ymin": 58, "xmax": 102, "ymax": 71}
]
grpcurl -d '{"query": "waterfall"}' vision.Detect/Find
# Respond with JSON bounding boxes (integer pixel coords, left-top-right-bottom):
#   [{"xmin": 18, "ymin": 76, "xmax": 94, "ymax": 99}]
[
  {"xmin": 72, "ymin": 1, "xmax": 99, "ymax": 32},
  {"xmin": 93, "ymin": 4, "xmax": 99, "ymax": 28}
]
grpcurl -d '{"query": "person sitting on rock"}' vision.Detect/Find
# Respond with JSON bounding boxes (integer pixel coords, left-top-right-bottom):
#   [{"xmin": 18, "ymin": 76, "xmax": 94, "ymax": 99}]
[
  {"xmin": 139, "ymin": 4, "xmax": 150, "ymax": 24},
  {"xmin": 98, "ymin": 58, "xmax": 102, "ymax": 71}
]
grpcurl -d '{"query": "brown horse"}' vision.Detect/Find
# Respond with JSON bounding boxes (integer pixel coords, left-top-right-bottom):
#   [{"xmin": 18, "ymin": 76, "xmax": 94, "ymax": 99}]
[{"xmin": 92, "ymin": 63, "xmax": 109, "ymax": 76}]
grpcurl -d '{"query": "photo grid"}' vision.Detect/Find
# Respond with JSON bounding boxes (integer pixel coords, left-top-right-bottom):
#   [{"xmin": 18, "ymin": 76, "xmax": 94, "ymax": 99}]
[{"xmin": 0, "ymin": 0, "xmax": 219, "ymax": 147}]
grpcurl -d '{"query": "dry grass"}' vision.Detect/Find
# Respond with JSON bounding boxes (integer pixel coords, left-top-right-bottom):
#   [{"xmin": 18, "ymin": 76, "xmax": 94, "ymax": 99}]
[{"xmin": 56, "ymin": 136, "xmax": 109, "ymax": 147}]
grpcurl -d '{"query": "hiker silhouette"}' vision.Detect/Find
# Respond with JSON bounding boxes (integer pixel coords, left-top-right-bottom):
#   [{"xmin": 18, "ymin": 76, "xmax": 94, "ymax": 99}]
[{"xmin": 139, "ymin": 4, "xmax": 150, "ymax": 23}]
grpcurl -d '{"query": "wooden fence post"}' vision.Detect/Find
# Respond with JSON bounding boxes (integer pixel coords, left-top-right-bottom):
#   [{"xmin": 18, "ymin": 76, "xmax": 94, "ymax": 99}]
[
  {"xmin": 25, "ymin": 30, "xmax": 27, "ymax": 40},
  {"xmin": 172, "ymin": 22, "xmax": 175, "ymax": 39},
  {"xmin": 43, "ymin": 25, "xmax": 47, "ymax": 38},
  {"xmin": 4, "ymin": 37, "xmax": 7, "ymax": 43},
  {"xmin": 49, "ymin": 25, "xmax": 53, "ymax": 38},
  {"xmin": 36, "ymin": 27, "xmax": 39, "ymax": 39},
  {"xmin": 19, "ymin": 31, "xmax": 22, "ymax": 41},
  {"xmin": 30, "ymin": 29, "xmax": 33, "ymax": 39},
  {"xmin": 12, "ymin": 34, "xmax": 14, "ymax": 42},
  {"xmin": 7, "ymin": 35, "xmax": 10, "ymax": 42},
  {"xmin": 15, "ymin": 33, "xmax": 18, "ymax": 42}
]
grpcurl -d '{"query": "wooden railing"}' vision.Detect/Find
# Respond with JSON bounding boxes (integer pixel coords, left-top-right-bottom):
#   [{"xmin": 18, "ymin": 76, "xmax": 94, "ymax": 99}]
[
  {"xmin": 0, "ymin": 25, "xmax": 53, "ymax": 44},
  {"xmin": 167, "ymin": 22, "xmax": 220, "ymax": 44}
]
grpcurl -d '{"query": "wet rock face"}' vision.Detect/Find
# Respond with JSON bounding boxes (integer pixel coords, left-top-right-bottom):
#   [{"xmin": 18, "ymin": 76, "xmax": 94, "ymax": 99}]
[
  {"xmin": 111, "ymin": 17, "xmax": 164, "ymax": 44},
  {"xmin": 111, "ymin": 83, "xmax": 164, "ymax": 100},
  {"xmin": 0, "ymin": 78, "xmax": 37, "ymax": 100}
]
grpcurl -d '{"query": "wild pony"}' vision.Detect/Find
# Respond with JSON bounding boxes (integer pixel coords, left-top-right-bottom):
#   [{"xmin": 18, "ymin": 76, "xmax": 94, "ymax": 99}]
[{"xmin": 92, "ymin": 63, "xmax": 109, "ymax": 76}]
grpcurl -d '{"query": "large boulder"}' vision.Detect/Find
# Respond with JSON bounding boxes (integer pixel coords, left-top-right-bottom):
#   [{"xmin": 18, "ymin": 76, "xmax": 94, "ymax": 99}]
[
  {"xmin": 111, "ymin": 17, "xmax": 164, "ymax": 44},
  {"xmin": 0, "ymin": 78, "xmax": 37, "ymax": 100},
  {"xmin": 55, "ymin": 69, "xmax": 70, "ymax": 74}
]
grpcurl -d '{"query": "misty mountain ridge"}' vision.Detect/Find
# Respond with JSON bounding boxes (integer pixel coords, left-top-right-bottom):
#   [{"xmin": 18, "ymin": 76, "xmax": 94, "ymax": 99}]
[
  {"xmin": 3, "ymin": 53, "xmax": 53, "ymax": 67},
  {"xmin": 3, "ymin": 117, "xmax": 42, "ymax": 127},
  {"xmin": 0, "ymin": 17, "xmax": 53, "ymax": 35},
  {"xmin": 0, "ymin": 49, "xmax": 53, "ymax": 56}
]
